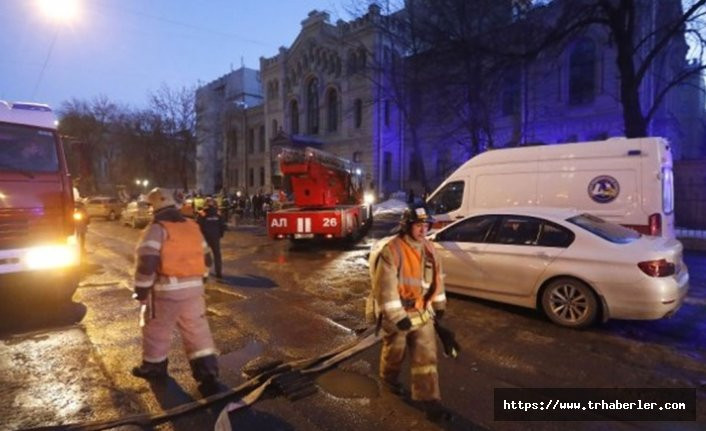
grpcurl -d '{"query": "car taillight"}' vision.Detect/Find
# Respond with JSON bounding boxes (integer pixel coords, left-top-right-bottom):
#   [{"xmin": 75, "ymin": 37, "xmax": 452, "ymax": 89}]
[
  {"xmin": 638, "ymin": 259, "xmax": 675, "ymax": 277},
  {"xmin": 648, "ymin": 213, "xmax": 661, "ymax": 236}
]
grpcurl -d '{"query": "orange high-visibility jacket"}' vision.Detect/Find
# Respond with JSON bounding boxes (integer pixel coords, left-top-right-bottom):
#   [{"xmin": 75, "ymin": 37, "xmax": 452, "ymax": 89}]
[
  {"xmin": 158, "ymin": 220, "xmax": 206, "ymax": 277},
  {"xmin": 388, "ymin": 236, "xmax": 443, "ymax": 312}
]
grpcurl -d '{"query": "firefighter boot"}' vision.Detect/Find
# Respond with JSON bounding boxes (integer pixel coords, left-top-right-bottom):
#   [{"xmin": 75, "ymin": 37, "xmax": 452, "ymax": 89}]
[
  {"xmin": 381, "ymin": 378, "xmax": 408, "ymax": 397},
  {"xmin": 132, "ymin": 359, "xmax": 168, "ymax": 380},
  {"xmin": 422, "ymin": 400, "xmax": 453, "ymax": 423},
  {"xmin": 190, "ymin": 355, "xmax": 225, "ymax": 396}
]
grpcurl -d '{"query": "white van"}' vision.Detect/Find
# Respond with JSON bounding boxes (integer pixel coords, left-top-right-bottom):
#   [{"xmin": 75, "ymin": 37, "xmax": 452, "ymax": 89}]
[{"xmin": 426, "ymin": 137, "xmax": 675, "ymax": 238}]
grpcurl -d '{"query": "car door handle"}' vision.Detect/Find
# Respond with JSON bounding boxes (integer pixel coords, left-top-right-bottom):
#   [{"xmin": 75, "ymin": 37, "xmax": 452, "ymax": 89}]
[
  {"xmin": 536, "ymin": 252, "xmax": 550, "ymax": 259},
  {"xmin": 455, "ymin": 215, "xmax": 464, "ymax": 219}
]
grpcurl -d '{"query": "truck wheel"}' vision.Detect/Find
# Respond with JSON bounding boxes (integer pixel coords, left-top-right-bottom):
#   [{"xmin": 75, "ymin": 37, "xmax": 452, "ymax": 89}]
[{"xmin": 540, "ymin": 277, "xmax": 598, "ymax": 328}]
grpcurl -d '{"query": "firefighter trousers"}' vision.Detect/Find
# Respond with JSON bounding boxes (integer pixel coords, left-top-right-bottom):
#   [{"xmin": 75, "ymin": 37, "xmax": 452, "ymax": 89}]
[
  {"xmin": 380, "ymin": 319, "xmax": 440, "ymax": 401},
  {"xmin": 142, "ymin": 292, "xmax": 218, "ymax": 381},
  {"xmin": 206, "ymin": 237, "xmax": 222, "ymax": 278}
]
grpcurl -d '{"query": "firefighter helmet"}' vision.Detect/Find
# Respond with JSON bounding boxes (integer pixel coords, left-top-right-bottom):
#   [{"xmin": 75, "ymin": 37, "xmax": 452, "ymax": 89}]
[
  {"xmin": 147, "ymin": 187, "xmax": 177, "ymax": 211},
  {"xmin": 400, "ymin": 205, "xmax": 434, "ymax": 232}
]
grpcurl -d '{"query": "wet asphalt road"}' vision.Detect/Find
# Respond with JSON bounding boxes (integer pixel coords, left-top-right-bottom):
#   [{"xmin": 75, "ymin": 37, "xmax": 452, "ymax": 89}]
[{"xmin": 1, "ymin": 217, "xmax": 706, "ymax": 430}]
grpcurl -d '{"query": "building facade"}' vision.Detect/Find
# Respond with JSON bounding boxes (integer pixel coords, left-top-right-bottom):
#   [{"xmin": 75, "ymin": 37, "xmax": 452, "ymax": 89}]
[{"xmin": 196, "ymin": 1, "xmax": 705, "ymax": 199}]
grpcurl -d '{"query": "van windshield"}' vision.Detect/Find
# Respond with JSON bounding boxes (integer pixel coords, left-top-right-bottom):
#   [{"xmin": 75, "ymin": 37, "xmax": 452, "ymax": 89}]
[
  {"xmin": 567, "ymin": 213, "xmax": 641, "ymax": 244},
  {"xmin": 0, "ymin": 123, "xmax": 59, "ymax": 173},
  {"xmin": 427, "ymin": 181, "xmax": 464, "ymax": 214}
]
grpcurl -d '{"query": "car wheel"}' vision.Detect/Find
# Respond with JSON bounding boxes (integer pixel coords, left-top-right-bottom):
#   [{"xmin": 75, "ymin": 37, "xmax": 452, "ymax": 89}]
[
  {"xmin": 540, "ymin": 277, "xmax": 598, "ymax": 328},
  {"xmin": 108, "ymin": 210, "xmax": 116, "ymax": 221}
]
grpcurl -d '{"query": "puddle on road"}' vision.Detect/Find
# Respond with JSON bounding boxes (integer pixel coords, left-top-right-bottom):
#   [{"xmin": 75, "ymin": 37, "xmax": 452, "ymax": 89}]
[
  {"xmin": 220, "ymin": 339, "xmax": 266, "ymax": 375},
  {"xmin": 316, "ymin": 369, "xmax": 379, "ymax": 399}
]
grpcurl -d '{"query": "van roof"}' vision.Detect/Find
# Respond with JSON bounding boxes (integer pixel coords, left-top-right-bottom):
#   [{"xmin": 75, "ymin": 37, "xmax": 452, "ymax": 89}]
[
  {"xmin": 456, "ymin": 137, "xmax": 667, "ymax": 170},
  {"xmin": 0, "ymin": 101, "xmax": 57, "ymax": 130}
]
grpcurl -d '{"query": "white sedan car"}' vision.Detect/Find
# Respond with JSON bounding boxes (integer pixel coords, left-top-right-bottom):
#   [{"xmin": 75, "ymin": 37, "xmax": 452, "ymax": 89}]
[{"xmin": 377, "ymin": 207, "xmax": 689, "ymax": 328}]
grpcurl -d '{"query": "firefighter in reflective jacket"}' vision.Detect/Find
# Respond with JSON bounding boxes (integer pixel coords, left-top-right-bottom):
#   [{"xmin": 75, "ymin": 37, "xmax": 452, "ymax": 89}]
[
  {"xmin": 372, "ymin": 205, "xmax": 450, "ymax": 422},
  {"xmin": 131, "ymin": 187, "xmax": 222, "ymax": 394}
]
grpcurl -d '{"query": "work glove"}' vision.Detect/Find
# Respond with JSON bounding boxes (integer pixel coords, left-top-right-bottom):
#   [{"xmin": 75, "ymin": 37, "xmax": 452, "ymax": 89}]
[
  {"xmin": 133, "ymin": 287, "xmax": 150, "ymax": 301},
  {"xmin": 435, "ymin": 310, "xmax": 445, "ymax": 321},
  {"xmin": 396, "ymin": 317, "xmax": 412, "ymax": 331},
  {"xmin": 434, "ymin": 322, "xmax": 461, "ymax": 359}
]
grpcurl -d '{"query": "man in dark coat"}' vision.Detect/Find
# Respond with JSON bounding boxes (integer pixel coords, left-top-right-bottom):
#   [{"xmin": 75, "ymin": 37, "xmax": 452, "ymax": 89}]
[{"xmin": 197, "ymin": 197, "xmax": 226, "ymax": 279}]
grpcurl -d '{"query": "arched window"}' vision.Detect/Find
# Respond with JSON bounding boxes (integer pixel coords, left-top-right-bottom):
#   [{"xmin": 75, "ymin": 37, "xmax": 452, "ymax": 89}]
[
  {"xmin": 259, "ymin": 125, "xmax": 265, "ymax": 152},
  {"xmin": 347, "ymin": 50, "xmax": 357, "ymax": 75},
  {"xmin": 569, "ymin": 38, "xmax": 596, "ymax": 105},
  {"xmin": 307, "ymin": 78, "xmax": 319, "ymax": 134},
  {"xmin": 354, "ymin": 99, "xmax": 362, "ymax": 128},
  {"xmin": 290, "ymin": 100, "xmax": 299, "ymax": 134},
  {"xmin": 326, "ymin": 88, "xmax": 338, "ymax": 132},
  {"xmin": 501, "ymin": 69, "xmax": 520, "ymax": 116}
]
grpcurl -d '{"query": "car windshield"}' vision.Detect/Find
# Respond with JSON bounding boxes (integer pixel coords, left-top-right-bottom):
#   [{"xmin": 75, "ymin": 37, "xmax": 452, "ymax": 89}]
[
  {"xmin": 567, "ymin": 213, "xmax": 641, "ymax": 244},
  {"xmin": 0, "ymin": 123, "xmax": 59, "ymax": 173}
]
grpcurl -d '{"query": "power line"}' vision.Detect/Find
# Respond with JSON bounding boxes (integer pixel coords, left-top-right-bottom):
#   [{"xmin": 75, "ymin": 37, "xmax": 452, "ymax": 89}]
[{"xmin": 90, "ymin": 0, "xmax": 273, "ymax": 49}]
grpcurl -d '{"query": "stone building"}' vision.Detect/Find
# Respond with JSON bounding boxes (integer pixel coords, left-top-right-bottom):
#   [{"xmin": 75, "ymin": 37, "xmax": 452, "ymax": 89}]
[
  {"xmin": 196, "ymin": 5, "xmax": 400, "ymax": 197},
  {"xmin": 196, "ymin": 1, "xmax": 705, "ymax": 200}
]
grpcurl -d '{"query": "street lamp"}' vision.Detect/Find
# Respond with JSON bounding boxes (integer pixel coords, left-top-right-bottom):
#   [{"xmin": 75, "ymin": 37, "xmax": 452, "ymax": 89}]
[
  {"xmin": 135, "ymin": 178, "xmax": 150, "ymax": 195},
  {"xmin": 37, "ymin": 0, "xmax": 80, "ymax": 23}
]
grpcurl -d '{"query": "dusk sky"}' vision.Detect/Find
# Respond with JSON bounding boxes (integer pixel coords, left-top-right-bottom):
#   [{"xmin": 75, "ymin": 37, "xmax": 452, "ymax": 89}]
[{"xmin": 0, "ymin": 0, "xmax": 353, "ymax": 111}]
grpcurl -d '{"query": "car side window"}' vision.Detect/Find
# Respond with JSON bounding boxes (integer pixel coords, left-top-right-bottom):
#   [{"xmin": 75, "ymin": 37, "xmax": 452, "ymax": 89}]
[
  {"xmin": 436, "ymin": 215, "xmax": 497, "ymax": 243},
  {"xmin": 537, "ymin": 221, "xmax": 575, "ymax": 247},
  {"xmin": 491, "ymin": 216, "xmax": 542, "ymax": 246}
]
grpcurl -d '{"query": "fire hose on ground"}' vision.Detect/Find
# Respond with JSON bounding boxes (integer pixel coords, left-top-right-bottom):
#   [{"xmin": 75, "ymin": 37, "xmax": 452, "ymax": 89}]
[{"xmin": 25, "ymin": 323, "xmax": 460, "ymax": 431}]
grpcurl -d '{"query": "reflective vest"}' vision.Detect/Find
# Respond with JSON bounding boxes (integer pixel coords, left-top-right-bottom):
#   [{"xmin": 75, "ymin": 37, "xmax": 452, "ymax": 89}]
[
  {"xmin": 193, "ymin": 196, "xmax": 205, "ymax": 211},
  {"xmin": 157, "ymin": 220, "xmax": 205, "ymax": 277},
  {"xmin": 388, "ymin": 236, "xmax": 442, "ymax": 312}
]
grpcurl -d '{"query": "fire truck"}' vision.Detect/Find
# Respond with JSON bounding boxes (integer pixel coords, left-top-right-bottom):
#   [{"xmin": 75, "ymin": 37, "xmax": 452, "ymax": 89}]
[
  {"xmin": 0, "ymin": 101, "xmax": 79, "ymax": 304},
  {"xmin": 267, "ymin": 146, "xmax": 373, "ymax": 243}
]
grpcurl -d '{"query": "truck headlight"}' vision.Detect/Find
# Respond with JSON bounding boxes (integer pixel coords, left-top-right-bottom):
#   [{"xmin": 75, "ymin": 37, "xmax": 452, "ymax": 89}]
[
  {"xmin": 25, "ymin": 237, "xmax": 79, "ymax": 270},
  {"xmin": 364, "ymin": 192, "xmax": 376, "ymax": 205}
]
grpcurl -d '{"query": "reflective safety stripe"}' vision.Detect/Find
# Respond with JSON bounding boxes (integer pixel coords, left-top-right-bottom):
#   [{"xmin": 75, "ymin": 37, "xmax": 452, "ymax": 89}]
[
  {"xmin": 188, "ymin": 347, "xmax": 219, "ymax": 360},
  {"xmin": 141, "ymin": 240, "xmax": 162, "ymax": 250},
  {"xmin": 154, "ymin": 279, "xmax": 203, "ymax": 291},
  {"xmin": 411, "ymin": 364, "xmax": 437, "ymax": 376},
  {"xmin": 432, "ymin": 293, "xmax": 446, "ymax": 302},
  {"xmin": 134, "ymin": 279, "xmax": 154, "ymax": 288},
  {"xmin": 383, "ymin": 299, "xmax": 403, "ymax": 311},
  {"xmin": 144, "ymin": 353, "xmax": 168, "ymax": 363},
  {"xmin": 409, "ymin": 310, "xmax": 432, "ymax": 326}
]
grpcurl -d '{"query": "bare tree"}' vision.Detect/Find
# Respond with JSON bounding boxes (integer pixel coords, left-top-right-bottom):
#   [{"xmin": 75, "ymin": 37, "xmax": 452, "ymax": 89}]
[
  {"xmin": 59, "ymin": 96, "xmax": 125, "ymax": 193},
  {"xmin": 148, "ymin": 84, "xmax": 197, "ymax": 190},
  {"xmin": 510, "ymin": 0, "xmax": 706, "ymax": 138}
]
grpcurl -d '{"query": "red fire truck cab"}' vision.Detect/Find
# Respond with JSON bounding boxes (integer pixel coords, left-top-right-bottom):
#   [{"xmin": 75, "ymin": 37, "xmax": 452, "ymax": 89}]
[
  {"xmin": 0, "ymin": 101, "xmax": 80, "ymax": 304},
  {"xmin": 267, "ymin": 146, "xmax": 373, "ymax": 242}
]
